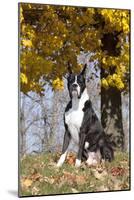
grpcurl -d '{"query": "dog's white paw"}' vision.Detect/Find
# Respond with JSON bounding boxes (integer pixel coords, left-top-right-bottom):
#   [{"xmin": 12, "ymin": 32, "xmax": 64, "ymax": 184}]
[
  {"xmin": 56, "ymin": 160, "xmax": 63, "ymax": 168},
  {"xmin": 75, "ymin": 159, "xmax": 81, "ymax": 168},
  {"xmin": 56, "ymin": 152, "xmax": 67, "ymax": 168}
]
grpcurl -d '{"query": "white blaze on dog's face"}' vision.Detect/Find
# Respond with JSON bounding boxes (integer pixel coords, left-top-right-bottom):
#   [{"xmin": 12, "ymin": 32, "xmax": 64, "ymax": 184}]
[
  {"xmin": 71, "ymin": 75, "xmax": 81, "ymax": 98},
  {"xmin": 67, "ymin": 65, "xmax": 86, "ymax": 99}
]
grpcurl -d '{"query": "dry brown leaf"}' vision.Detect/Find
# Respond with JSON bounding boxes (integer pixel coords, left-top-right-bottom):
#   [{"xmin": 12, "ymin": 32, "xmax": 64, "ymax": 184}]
[
  {"xmin": 31, "ymin": 186, "xmax": 40, "ymax": 195},
  {"xmin": 31, "ymin": 172, "xmax": 42, "ymax": 181},
  {"xmin": 92, "ymin": 169, "xmax": 108, "ymax": 180},
  {"xmin": 62, "ymin": 171, "xmax": 87, "ymax": 186},
  {"xmin": 58, "ymin": 171, "xmax": 76, "ymax": 186},
  {"xmin": 48, "ymin": 161, "xmax": 57, "ymax": 167},
  {"xmin": 21, "ymin": 178, "xmax": 33, "ymax": 188},
  {"xmin": 71, "ymin": 188, "xmax": 79, "ymax": 193},
  {"xmin": 66, "ymin": 153, "xmax": 76, "ymax": 165},
  {"xmin": 75, "ymin": 175, "xmax": 87, "ymax": 185},
  {"xmin": 67, "ymin": 157, "xmax": 75, "ymax": 165},
  {"xmin": 111, "ymin": 167, "xmax": 126, "ymax": 176},
  {"xmin": 63, "ymin": 171, "xmax": 76, "ymax": 184},
  {"xmin": 44, "ymin": 176, "xmax": 55, "ymax": 184},
  {"xmin": 97, "ymin": 185, "xmax": 109, "ymax": 191}
]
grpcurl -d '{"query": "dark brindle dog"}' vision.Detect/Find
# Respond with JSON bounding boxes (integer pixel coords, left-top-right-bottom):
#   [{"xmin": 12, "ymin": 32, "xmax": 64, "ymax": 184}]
[{"xmin": 57, "ymin": 64, "xmax": 114, "ymax": 167}]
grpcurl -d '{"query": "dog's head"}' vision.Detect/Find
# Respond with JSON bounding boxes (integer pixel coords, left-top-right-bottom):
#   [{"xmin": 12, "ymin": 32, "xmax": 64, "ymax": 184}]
[{"xmin": 67, "ymin": 64, "xmax": 87, "ymax": 99}]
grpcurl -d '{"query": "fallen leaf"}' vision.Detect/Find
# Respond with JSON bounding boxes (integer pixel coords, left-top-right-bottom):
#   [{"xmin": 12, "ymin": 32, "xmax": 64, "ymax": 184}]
[
  {"xmin": 47, "ymin": 161, "xmax": 57, "ymax": 167},
  {"xmin": 44, "ymin": 176, "xmax": 55, "ymax": 184},
  {"xmin": 62, "ymin": 171, "xmax": 87, "ymax": 186},
  {"xmin": 92, "ymin": 169, "xmax": 108, "ymax": 180},
  {"xmin": 31, "ymin": 172, "xmax": 42, "ymax": 181},
  {"xmin": 71, "ymin": 188, "xmax": 79, "ymax": 193},
  {"xmin": 114, "ymin": 180, "xmax": 122, "ymax": 190},
  {"xmin": 66, "ymin": 152, "xmax": 76, "ymax": 165},
  {"xmin": 63, "ymin": 171, "xmax": 76, "ymax": 184},
  {"xmin": 97, "ymin": 185, "xmax": 109, "ymax": 191},
  {"xmin": 75, "ymin": 175, "xmax": 87, "ymax": 185},
  {"xmin": 111, "ymin": 167, "xmax": 126, "ymax": 176},
  {"xmin": 21, "ymin": 178, "xmax": 33, "ymax": 188},
  {"xmin": 31, "ymin": 186, "xmax": 40, "ymax": 195}
]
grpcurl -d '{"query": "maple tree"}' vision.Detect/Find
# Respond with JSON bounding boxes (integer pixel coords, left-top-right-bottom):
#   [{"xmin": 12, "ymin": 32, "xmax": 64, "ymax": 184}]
[
  {"xmin": 19, "ymin": 3, "xmax": 130, "ymax": 149},
  {"xmin": 20, "ymin": 4, "xmax": 129, "ymax": 93}
]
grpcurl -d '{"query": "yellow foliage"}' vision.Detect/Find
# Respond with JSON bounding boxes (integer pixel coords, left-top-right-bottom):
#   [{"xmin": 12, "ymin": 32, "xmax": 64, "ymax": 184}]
[
  {"xmin": 52, "ymin": 78, "xmax": 64, "ymax": 90},
  {"xmin": 101, "ymin": 78, "xmax": 109, "ymax": 89},
  {"xmin": 20, "ymin": 6, "xmax": 24, "ymax": 23},
  {"xmin": 22, "ymin": 39, "xmax": 33, "ymax": 48},
  {"xmin": 20, "ymin": 73, "xmax": 28, "ymax": 84},
  {"xmin": 102, "ymin": 74, "xmax": 125, "ymax": 91},
  {"xmin": 19, "ymin": 3, "xmax": 130, "ymax": 93}
]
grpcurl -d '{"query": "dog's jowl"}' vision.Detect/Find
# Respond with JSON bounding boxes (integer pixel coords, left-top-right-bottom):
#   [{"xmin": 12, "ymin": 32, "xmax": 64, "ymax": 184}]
[{"xmin": 57, "ymin": 64, "xmax": 114, "ymax": 168}]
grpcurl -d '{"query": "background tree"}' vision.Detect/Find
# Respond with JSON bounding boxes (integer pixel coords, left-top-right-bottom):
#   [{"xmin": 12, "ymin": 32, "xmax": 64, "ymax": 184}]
[{"xmin": 19, "ymin": 3, "xmax": 130, "ymax": 150}]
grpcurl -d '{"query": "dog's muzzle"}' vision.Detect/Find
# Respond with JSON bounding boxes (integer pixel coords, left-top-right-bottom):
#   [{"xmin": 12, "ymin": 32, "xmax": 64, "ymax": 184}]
[
  {"xmin": 72, "ymin": 83, "xmax": 78, "ymax": 90},
  {"xmin": 72, "ymin": 83, "xmax": 79, "ymax": 97}
]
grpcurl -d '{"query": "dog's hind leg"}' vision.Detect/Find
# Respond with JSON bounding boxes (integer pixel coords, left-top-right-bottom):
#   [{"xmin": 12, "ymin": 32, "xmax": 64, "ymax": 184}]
[
  {"xmin": 98, "ymin": 136, "xmax": 114, "ymax": 162},
  {"xmin": 57, "ymin": 129, "xmax": 71, "ymax": 167},
  {"xmin": 86, "ymin": 150, "xmax": 101, "ymax": 166}
]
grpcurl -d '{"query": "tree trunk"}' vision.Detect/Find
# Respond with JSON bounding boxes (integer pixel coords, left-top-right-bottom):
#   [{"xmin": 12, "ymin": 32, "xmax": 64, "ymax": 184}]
[
  {"xmin": 101, "ymin": 85, "xmax": 124, "ymax": 150},
  {"xmin": 100, "ymin": 30, "xmax": 125, "ymax": 150},
  {"xmin": 20, "ymin": 112, "xmax": 26, "ymax": 156}
]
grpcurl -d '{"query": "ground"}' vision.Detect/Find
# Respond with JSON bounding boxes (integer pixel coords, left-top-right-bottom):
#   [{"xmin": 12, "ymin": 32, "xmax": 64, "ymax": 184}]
[{"xmin": 19, "ymin": 151, "xmax": 130, "ymax": 197}]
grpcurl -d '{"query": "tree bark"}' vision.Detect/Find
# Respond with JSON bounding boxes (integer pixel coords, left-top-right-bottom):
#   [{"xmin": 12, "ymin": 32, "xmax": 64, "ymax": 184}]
[
  {"xmin": 100, "ymin": 30, "xmax": 125, "ymax": 150},
  {"xmin": 101, "ymin": 84, "xmax": 124, "ymax": 150}
]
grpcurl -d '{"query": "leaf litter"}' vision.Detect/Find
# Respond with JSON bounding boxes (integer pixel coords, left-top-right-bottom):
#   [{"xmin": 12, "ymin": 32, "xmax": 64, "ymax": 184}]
[{"xmin": 20, "ymin": 152, "xmax": 130, "ymax": 195}]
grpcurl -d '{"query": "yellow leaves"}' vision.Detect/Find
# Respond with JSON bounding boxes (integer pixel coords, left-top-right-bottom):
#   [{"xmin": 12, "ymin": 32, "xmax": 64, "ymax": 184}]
[
  {"xmin": 20, "ymin": 49, "xmax": 54, "ymax": 93},
  {"xmin": 21, "ymin": 23, "xmax": 36, "ymax": 40},
  {"xmin": 114, "ymin": 75, "xmax": 124, "ymax": 90},
  {"xmin": 52, "ymin": 78, "xmax": 64, "ymax": 90},
  {"xmin": 20, "ymin": 73, "xmax": 28, "ymax": 84},
  {"xmin": 100, "ymin": 9, "xmax": 115, "ymax": 25},
  {"xmin": 62, "ymin": 6, "xmax": 66, "ymax": 11},
  {"xmin": 100, "ymin": 9, "xmax": 130, "ymax": 34},
  {"xmin": 20, "ymin": 6, "xmax": 24, "ymax": 23},
  {"xmin": 101, "ymin": 78, "xmax": 109, "ymax": 89},
  {"xmin": 63, "ymin": 34, "xmax": 66, "ymax": 38},
  {"xmin": 102, "ymin": 74, "xmax": 125, "ymax": 91},
  {"xmin": 19, "ymin": 4, "xmax": 130, "ymax": 94},
  {"xmin": 122, "ymin": 17, "xmax": 129, "ymax": 33},
  {"xmin": 117, "ymin": 82, "xmax": 124, "ymax": 90},
  {"xmin": 107, "ymin": 75, "xmax": 114, "ymax": 86},
  {"xmin": 102, "ymin": 57, "xmax": 106, "ymax": 65},
  {"xmin": 22, "ymin": 39, "xmax": 33, "ymax": 48}
]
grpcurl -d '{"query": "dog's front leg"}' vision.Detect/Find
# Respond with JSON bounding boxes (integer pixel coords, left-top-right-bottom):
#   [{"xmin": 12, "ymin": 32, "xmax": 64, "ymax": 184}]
[
  {"xmin": 75, "ymin": 132, "xmax": 86, "ymax": 167},
  {"xmin": 57, "ymin": 129, "xmax": 71, "ymax": 167}
]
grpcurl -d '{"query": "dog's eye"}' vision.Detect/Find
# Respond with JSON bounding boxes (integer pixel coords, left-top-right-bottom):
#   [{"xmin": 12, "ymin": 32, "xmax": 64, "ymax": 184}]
[
  {"xmin": 77, "ymin": 75, "xmax": 84, "ymax": 83},
  {"xmin": 68, "ymin": 75, "xmax": 75, "ymax": 82}
]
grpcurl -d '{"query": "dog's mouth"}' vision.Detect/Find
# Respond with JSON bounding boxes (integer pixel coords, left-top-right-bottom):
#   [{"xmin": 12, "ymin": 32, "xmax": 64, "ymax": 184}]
[{"xmin": 72, "ymin": 89, "xmax": 78, "ymax": 97}]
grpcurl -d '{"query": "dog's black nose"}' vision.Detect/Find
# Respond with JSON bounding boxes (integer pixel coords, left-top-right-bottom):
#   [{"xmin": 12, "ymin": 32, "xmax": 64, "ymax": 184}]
[{"xmin": 72, "ymin": 83, "xmax": 78, "ymax": 88}]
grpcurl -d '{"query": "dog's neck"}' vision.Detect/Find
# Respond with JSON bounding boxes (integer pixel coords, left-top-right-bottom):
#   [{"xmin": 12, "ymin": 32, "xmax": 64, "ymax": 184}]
[{"xmin": 72, "ymin": 88, "xmax": 89, "ymax": 110}]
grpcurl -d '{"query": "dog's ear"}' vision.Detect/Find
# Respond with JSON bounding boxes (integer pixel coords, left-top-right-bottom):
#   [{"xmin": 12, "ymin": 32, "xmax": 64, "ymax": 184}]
[{"xmin": 80, "ymin": 64, "xmax": 87, "ymax": 76}]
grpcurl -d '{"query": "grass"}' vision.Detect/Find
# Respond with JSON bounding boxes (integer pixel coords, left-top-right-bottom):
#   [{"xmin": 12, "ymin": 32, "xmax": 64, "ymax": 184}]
[{"xmin": 19, "ymin": 151, "xmax": 130, "ymax": 196}]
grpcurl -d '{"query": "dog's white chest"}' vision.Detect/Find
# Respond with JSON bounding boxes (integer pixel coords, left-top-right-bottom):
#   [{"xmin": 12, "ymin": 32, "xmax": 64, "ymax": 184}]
[
  {"xmin": 65, "ymin": 108, "xmax": 84, "ymax": 144},
  {"xmin": 65, "ymin": 89, "xmax": 89, "ymax": 144}
]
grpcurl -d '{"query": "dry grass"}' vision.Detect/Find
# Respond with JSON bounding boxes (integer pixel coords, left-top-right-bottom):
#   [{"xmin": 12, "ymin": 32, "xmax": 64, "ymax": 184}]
[{"xmin": 19, "ymin": 151, "xmax": 130, "ymax": 197}]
